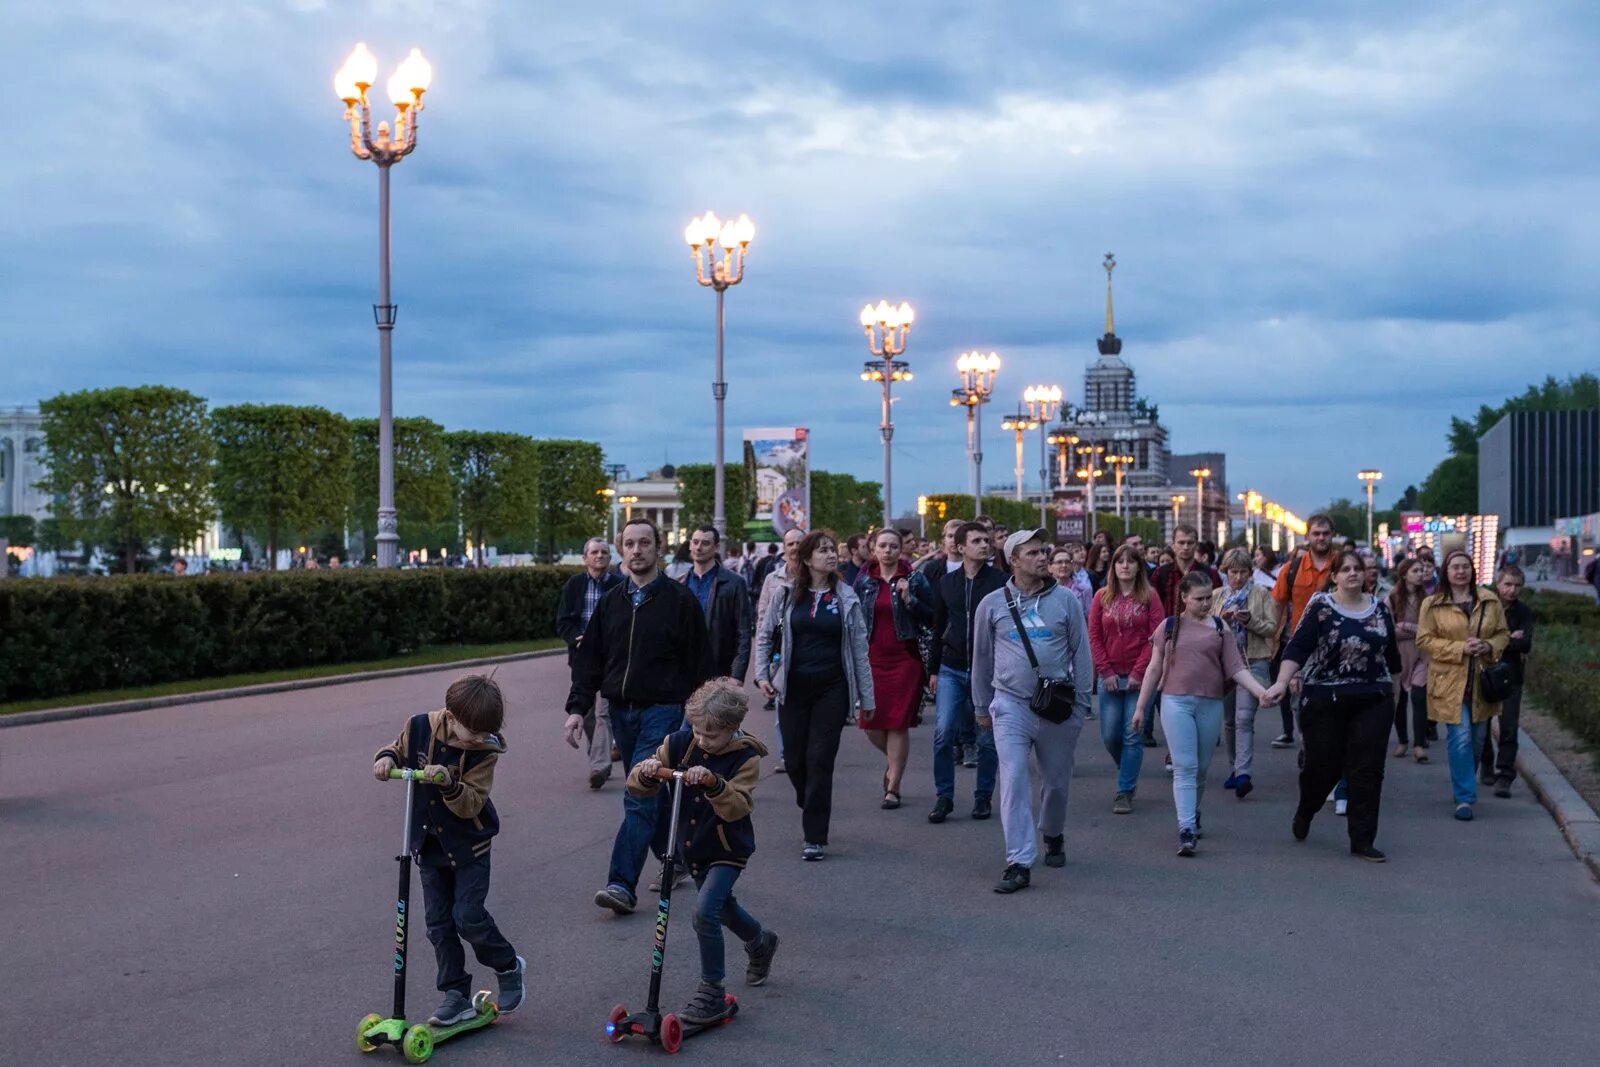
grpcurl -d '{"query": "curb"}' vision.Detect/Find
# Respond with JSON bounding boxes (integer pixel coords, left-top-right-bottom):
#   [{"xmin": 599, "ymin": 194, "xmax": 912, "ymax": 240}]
[
  {"xmin": 1515, "ymin": 727, "xmax": 1600, "ymax": 883},
  {"xmin": 0, "ymin": 647, "xmax": 565, "ymax": 730}
]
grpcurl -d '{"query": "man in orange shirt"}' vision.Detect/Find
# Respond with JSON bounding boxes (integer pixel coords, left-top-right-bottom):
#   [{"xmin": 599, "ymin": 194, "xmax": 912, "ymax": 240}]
[{"xmin": 1268, "ymin": 514, "xmax": 1336, "ymax": 747}]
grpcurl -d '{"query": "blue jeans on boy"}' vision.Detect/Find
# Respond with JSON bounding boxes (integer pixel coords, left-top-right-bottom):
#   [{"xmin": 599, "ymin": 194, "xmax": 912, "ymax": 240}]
[
  {"xmin": 608, "ymin": 702, "xmax": 685, "ymax": 894},
  {"xmin": 933, "ymin": 666, "xmax": 996, "ymax": 801},
  {"xmin": 1162, "ymin": 694, "xmax": 1223, "ymax": 833},
  {"xmin": 1098, "ymin": 683, "xmax": 1143, "ymax": 793},
  {"xmin": 1446, "ymin": 701, "xmax": 1487, "ymax": 805},
  {"xmin": 692, "ymin": 864, "xmax": 764, "ymax": 985},
  {"xmin": 418, "ymin": 853, "xmax": 517, "ymax": 996}
]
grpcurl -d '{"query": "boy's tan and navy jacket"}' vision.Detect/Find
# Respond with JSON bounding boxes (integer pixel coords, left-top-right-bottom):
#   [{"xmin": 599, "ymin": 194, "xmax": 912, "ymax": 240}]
[
  {"xmin": 626, "ymin": 726, "xmax": 765, "ymax": 878},
  {"xmin": 375, "ymin": 709, "xmax": 507, "ymax": 868}
]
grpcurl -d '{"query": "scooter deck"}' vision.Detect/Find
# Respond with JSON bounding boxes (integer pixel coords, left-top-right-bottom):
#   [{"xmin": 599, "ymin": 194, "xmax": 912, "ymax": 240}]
[{"xmin": 429, "ymin": 1005, "xmax": 498, "ymax": 1042}]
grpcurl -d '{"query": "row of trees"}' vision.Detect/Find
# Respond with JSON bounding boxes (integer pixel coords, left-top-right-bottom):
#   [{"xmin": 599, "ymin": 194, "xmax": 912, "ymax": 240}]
[
  {"xmin": 34, "ymin": 386, "xmax": 608, "ymax": 572},
  {"xmin": 674, "ymin": 465, "xmax": 885, "ymax": 542}
]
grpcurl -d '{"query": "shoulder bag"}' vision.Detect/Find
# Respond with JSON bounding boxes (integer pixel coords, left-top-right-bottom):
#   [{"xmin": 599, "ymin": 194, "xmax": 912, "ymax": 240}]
[
  {"xmin": 1473, "ymin": 600, "xmax": 1514, "ymax": 703},
  {"xmin": 1004, "ymin": 590, "xmax": 1076, "ymax": 723}
]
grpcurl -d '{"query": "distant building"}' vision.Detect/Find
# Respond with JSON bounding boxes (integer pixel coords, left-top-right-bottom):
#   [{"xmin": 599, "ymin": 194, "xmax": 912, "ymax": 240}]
[
  {"xmin": 1043, "ymin": 256, "xmax": 1229, "ymax": 544},
  {"xmin": 614, "ymin": 465, "xmax": 687, "ymax": 545},
  {"xmin": 0, "ymin": 406, "xmax": 50, "ymax": 524},
  {"xmin": 1478, "ymin": 409, "xmax": 1600, "ymax": 548}
]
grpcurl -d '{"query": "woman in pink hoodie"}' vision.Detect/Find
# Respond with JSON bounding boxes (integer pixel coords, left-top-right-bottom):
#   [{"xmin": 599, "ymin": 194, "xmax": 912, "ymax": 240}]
[{"xmin": 1088, "ymin": 545, "xmax": 1166, "ymax": 814}]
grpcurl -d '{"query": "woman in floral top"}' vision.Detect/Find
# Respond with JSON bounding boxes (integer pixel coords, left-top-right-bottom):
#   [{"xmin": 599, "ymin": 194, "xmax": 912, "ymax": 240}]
[{"xmin": 1264, "ymin": 549, "xmax": 1402, "ymax": 862}]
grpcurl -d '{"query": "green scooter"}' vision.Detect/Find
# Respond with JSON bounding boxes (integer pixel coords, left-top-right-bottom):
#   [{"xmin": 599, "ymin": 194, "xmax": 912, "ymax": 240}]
[{"xmin": 357, "ymin": 768, "xmax": 497, "ymax": 1064}]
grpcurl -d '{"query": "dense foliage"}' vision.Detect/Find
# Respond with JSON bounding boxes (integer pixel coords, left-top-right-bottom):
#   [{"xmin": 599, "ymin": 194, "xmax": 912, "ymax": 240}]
[
  {"xmin": 0, "ymin": 567, "xmax": 574, "ymax": 702},
  {"xmin": 1523, "ymin": 589, "xmax": 1600, "ymax": 750}
]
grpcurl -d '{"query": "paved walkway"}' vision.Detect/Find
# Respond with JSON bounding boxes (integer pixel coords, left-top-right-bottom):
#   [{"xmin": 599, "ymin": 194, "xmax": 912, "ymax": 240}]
[{"xmin": 4, "ymin": 655, "xmax": 1598, "ymax": 1066}]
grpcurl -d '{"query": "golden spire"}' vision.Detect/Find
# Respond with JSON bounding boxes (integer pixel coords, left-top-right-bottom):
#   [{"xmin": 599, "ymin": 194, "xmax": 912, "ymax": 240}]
[{"xmin": 1103, "ymin": 252, "xmax": 1116, "ymax": 335}]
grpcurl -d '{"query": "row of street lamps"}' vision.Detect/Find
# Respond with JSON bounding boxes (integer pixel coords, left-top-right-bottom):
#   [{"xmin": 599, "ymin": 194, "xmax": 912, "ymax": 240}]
[{"xmin": 332, "ymin": 44, "xmax": 1378, "ymax": 556}]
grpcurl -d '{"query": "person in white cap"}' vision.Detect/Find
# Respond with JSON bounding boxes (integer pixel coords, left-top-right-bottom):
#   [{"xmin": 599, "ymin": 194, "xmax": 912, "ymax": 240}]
[{"xmin": 971, "ymin": 527, "xmax": 1093, "ymax": 893}]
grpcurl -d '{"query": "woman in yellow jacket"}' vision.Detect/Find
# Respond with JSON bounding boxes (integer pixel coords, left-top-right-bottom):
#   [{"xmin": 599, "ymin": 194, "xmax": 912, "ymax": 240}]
[{"xmin": 1416, "ymin": 550, "xmax": 1510, "ymax": 821}]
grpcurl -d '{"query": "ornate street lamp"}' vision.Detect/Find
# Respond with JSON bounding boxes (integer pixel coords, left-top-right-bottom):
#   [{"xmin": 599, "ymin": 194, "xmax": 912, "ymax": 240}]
[
  {"xmin": 1077, "ymin": 462, "xmax": 1105, "ymax": 537},
  {"xmin": 1046, "ymin": 431, "xmax": 1080, "ymax": 493},
  {"xmin": 1023, "ymin": 385, "xmax": 1062, "ymax": 528},
  {"xmin": 1170, "ymin": 494, "xmax": 1187, "ymax": 533},
  {"xmin": 1000, "ymin": 409, "xmax": 1038, "ymax": 501},
  {"xmin": 335, "ymin": 42, "xmax": 433, "ymax": 567},
  {"xmin": 861, "ymin": 301, "xmax": 915, "ymax": 525},
  {"xmin": 684, "ymin": 211, "xmax": 754, "ymax": 537},
  {"xmin": 1188, "ymin": 466, "xmax": 1212, "ymax": 534},
  {"xmin": 1106, "ymin": 453, "xmax": 1134, "ymax": 522},
  {"xmin": 1357, "ymin": 469, "xmax": 1383, "ymax": 547},
  {"xmin": 950, "ymin": 351, "xmax": 1000, "ymax": 504}
]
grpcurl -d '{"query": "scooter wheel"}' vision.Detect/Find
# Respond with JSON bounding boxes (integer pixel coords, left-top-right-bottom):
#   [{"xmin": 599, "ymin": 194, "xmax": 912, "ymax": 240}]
[
  {"xmin": 660, "ymin": 1013, "xmax": 683, "ymax": 1054},
  {"xmin": 606, "ymin": 1004, "xmax": 629, "ymax": 1043},
  {"xmin": 356, "ymin": 1013, "xmax": 383, "ymax": 1053},
  {"xmin": 402, "ymin": 1023, "xmax": 434, "ymax": 1064}
]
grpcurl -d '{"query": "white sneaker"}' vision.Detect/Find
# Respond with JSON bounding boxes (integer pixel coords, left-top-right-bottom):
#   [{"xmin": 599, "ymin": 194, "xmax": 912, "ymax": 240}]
[{"xmin": 1334, "ymin": 798, "xmax": 1349, "ymax": 816}]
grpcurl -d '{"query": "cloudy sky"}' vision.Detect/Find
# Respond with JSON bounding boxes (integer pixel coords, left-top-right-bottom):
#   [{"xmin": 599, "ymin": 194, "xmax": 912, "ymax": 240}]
[{"xmin": 5, "ymin": 0, "xmax": 1596, "ymax": 517}]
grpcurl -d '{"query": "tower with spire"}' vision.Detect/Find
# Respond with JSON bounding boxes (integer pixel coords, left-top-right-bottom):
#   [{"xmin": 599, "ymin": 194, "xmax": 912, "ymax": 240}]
[{"xmin": 1085, "ymin": 253, "xmax": 1135, "ymax": 414}]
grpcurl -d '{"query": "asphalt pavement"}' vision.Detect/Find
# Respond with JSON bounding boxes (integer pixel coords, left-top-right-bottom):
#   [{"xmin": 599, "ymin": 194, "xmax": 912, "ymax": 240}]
[{"xmin": 4, "ymin": 654, "xmax": 1598, "ymax": 1067}]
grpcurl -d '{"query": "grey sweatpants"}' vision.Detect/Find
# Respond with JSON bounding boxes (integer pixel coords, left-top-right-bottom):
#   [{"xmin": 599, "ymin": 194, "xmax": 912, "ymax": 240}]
[
  {"xmin": 585, "ymin": 696, "xmax": 614, "ymax": 777},
  {"xmin": 991, "ymin": 692, "xmax": 1085, "ymax": 868}
]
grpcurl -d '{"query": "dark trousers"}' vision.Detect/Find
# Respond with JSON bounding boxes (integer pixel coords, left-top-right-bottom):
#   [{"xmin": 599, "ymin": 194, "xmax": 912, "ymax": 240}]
[
  {"xmin": 779, "ymin": 673, "xmax": 850, "ymax": 845},
  {"xmin": 692, "ymin": 864, "xmax": 763, "ymax": 986},
  {"xmin": 1392, "ymin": 685, "xmax": 1409, "ymax": 746},
  {"xmin": 1481, "ymin": 684, "xmax": 1523, "ymax": 781},
  {"xmin": 1296, "ymin": 689, "xmax": 1391, "ymax": 851},
  {"xmin": 418, "ymin": 854, "xmax": 517, "ymax": 996},
  {"xmin": 1410, "ymin": 684, "xmax": 1430, "ymax": 749}
]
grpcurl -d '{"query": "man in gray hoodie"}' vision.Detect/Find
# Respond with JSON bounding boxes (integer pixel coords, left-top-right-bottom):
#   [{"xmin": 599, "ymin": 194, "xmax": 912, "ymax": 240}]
[{"xmin": 972, "ymin": 528, "xmax": 1093, "ymax": 893}]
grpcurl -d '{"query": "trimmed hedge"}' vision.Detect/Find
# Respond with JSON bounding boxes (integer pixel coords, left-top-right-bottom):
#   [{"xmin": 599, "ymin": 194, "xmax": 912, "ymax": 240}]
[
  {"xmin": 0, "ymin": 567, "xmax": 575, "ymax": 702},
  {"xmin": 1524, "ymin": 590, "xmax": 1600, "ymax": 750}
]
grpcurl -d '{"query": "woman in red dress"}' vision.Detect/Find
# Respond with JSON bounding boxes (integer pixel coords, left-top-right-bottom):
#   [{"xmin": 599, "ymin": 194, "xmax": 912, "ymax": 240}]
[{"xmin": 853, "ymin": 528, "xmax": 934, "ymax": 808}]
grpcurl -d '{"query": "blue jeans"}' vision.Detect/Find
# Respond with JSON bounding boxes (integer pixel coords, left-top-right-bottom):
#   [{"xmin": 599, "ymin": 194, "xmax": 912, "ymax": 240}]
[
  {"xmin": 1098, "ymin": 685, "xmax": 1143, "ymax": 793},
  {"xmin": 607, "ymin": 702, "xmax": 685, "ymax": 893},
  {"xmin": 933, "ymin": 667, "xmax": 996, "ymax": 801},
  {"xmin": 418, "ymin": 854, "xmax": 517, "ymax": 996},
  {"xmin": 1163, "ymin": 694, "xmax": 1223, "ymax": 833},
  {"xmin": 1446, "ymin": 701, "xmax": 1488, "ymax": 805},
  {"xmin": 692, "ymin": 864, "xmax": 763, "ymax": 986}
]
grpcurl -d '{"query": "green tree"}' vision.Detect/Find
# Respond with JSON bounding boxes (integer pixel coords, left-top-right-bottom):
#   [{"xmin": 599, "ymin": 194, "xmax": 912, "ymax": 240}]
[
  {"xmin": 0, "ymin": 515, "xmax": 36, "ymax": 546},
  {"xmin": 810, "ymin": 471, "xmax": 883, "ymax": 535},
  {"xmin": 211, "ymin": 404, "xmax": 353, "ymax": 570},
  {"xmin": 445, "ymin": 430, "xmax": 538, "ymax": 564},
  {"xmin": 37, "ymin": 385, "xmax": 214, "ymax": 573},
  {"xmin": 676, "ymin": 463, "xmax": 745, "ymax": 543},
  {"xmin": 351, "ymin": 417, "xmax": 452, "ymax": 559},
  {"xmin": 531, "ymin": 439, "xmax": 607, "ymax": 560},
  {"xmin": 1417, "ymin": 453, "xmax": 1477, "ymax": 515}
]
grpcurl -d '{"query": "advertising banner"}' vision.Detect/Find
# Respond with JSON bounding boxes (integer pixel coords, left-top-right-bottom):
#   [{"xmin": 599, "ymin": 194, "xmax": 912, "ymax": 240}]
[{"xmin": 743, "ymin": 427, "xmax": 810, "ymax": 542}]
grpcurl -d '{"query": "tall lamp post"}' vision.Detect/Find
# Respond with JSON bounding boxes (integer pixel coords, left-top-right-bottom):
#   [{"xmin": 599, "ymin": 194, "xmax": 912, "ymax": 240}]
[
  {"xmin": 684, "ymin": 211, "xmax": 755, "ymax": 537},
  {"xmin": 1187, "ymin": 466, "xmax": 1211, "ymax": 536},
  {"xmin": 916, "ymin": 495, "xmax": 928, "ymax": 538},
  {"xmin": 1076, "ymin": 461, "xmax": 1105, "ymax": 538},
  {"xmin": 1047, "ymin": 431, "xmax": 1079, "ymax": 493},
  {"xmin": 951, "ymin": 351, "xmax": 1001, "ymax": 505},
  {"xmin": 1357, "ymin": 469, "xmax": 1383, "ymax": 546},
  {"xmin": 861, "ymin": 301, "xmax": 915, "ymax": 525},
  {"xmin": 1106, "ymin": 453, "xmax": 1134, "ymax": 521},
  {"xmin": 1023, "ymin": 385, "xmax": 1062, "ymax": 528},
  {"xmin": 597, "ymin": 488, "xmax": 618, "ymax": 542},
  {"xmin": 619, "ymin": 495, "xmax": 639, "ymax": 523},
  {"xmin": 1000, "ymin": 410, "xmax": 1038, "ymax": 501},
  {"xmin": 1170, "ymin": 494, "xmax": 1187, "ymax": 535},
  {"xmin": 336, "ymin": 43, "xmax": 433, "ymax": 568}
]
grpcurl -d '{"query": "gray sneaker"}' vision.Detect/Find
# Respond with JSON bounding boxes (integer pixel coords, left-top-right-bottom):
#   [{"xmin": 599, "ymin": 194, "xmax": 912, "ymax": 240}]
[
  {"xmin": 594, "ymin": 883, "xmax": 637, "ymax": 914},
  {"xmin": 495, "ymin": 955, "xmax": 526, "ymax": 1014},
  {"xmin": 1177, "ymin": 829, "xmax": 1198, "ymax": 857},
  {"xmin": 428, "ymin": 990, "xmax": 476, "ymax": 1027},
  {"xmin": 1112, "ymin": 791, "xmax": 1133, "ymax": 815},
  {"xmin": 648, "ymin": 865, "xmax": 689, "ymax": 894},
  {"xmin": 679, "ymin": 981, "xmax": 730, "ymax": 1025},
  {"xmin": 745, "ymin": 930, "xmax": 779, "ymax": 986}
]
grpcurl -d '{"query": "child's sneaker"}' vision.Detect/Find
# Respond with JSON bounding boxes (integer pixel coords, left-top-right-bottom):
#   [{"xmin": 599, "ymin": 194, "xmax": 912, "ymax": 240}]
[
  {"xmin": 428, "ymin": 991, "xmax": 476, "ymax": 1027},
  {"xmin": 679, "ymin": 981, "xmax": 730, "ymax": 1025},
  {"xmin": 495, "ymin": 955, "xmax": 526, "ymax": 1014},
  {"xmin": 745, "ymin": 930, "xmax": 779, "ymax": 986}
]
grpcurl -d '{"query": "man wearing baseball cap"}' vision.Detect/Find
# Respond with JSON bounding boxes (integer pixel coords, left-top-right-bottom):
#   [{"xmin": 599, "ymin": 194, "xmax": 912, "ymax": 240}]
[{"xmin": 971, "ymin": 527, "xmax": 1094, "ymax": 893}]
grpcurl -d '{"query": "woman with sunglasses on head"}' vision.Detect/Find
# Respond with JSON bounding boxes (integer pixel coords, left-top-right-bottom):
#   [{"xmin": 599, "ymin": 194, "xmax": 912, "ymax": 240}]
[
  {"xmin": 1263, "ymin": 548, "xmax": 1402, "ymax": 861},
  {"xmin": 1415, "ymin": 549, "xmax": 1509, "ymax": 821}
]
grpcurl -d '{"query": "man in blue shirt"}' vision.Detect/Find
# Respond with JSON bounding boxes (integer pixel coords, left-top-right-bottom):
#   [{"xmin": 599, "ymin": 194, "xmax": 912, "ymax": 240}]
[{"xmin": 680, "ymin": 524, "xmax": 752, "ymax": 681}]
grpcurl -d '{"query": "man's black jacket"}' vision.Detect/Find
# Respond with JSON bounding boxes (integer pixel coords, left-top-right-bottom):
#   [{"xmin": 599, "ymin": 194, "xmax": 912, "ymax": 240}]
[
  {"xmin": 1501, "ymin": 597, "xmax": 1534, "ymax": 685},
  {"xmin": 565, "ymin": 573, "xmax": 714, "ymax": 717},
  {"xmin": 677, "ymin": 564, "xmax": 752, "ymax": 680},
  {"xmin": 555, "ymin": 569, "xmax": 624, "ymax": 664},
  {"xmin": 929, "ymin": 562, "xmax": 1009, "ymax": 674}
]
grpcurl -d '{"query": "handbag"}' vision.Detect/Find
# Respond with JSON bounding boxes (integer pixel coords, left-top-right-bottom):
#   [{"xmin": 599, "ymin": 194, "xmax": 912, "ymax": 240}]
[
  {"xmin": 1473, "ymin": 601, "xmax": 1514, "ymax": 703},
  {"xmin": 1004, "ymin": 590, "xmax": 1077, "ymax": 723}
]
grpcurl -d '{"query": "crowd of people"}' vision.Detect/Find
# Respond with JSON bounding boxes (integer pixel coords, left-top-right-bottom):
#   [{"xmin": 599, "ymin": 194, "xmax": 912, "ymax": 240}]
[{"xmin": 367, "ymin": 510, "xmax": 1538, "ymax": 1028}]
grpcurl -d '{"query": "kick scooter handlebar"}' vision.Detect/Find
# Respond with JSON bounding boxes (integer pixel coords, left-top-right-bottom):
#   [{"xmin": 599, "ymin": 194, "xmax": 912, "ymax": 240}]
[
  {"xmin": 648, "ymin": 768, "xmax": 686, "ymax": 782},
  {"xmin": 387, "ymin": 768, "xmax": 449, "ymax": 785}
]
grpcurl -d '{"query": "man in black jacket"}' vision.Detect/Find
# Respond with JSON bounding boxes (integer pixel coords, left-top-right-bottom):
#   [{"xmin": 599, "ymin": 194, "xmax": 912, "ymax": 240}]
[
  {"xmin": 555, "ymin": 536, "xmax": 624, "ymax": 790},
  {"xmin": 679, "ymin": 524, "xmax": 752, "ymax": 681},
  {"xmin": 565, "ymin": 518, "xmax": 714, "ymax": 915},
  {"xmin": 1481, "ymin": 564, "xmax": 1535, "ymax": 796},
  {"xmin": 926, "ymin": 522, "xmax": 1008, "ymax": 823}
]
